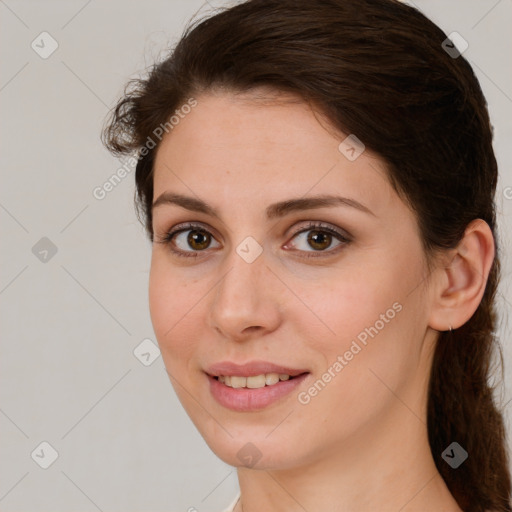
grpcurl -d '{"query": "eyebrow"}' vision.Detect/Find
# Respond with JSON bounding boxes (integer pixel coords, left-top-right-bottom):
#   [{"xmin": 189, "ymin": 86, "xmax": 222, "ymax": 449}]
[
  {"xmin": 151, "ymin": 192, "xmax": 375, "ymax": 219},
  {"xmin": 151, "ymin": 192, "xmax": 375, "ymax": 220}
]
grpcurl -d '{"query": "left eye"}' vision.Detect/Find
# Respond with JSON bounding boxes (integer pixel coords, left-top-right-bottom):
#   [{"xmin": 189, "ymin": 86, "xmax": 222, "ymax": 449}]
[{"xmin": 285, "ymin": 223, "xmax": 350, "ymax": 256}]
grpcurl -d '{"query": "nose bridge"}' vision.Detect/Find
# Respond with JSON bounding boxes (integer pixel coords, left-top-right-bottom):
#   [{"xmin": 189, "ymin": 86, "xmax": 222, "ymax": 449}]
[
  {"xmin": 214, "ymin": 241, "xmax": 266, "ymax": 310},
  {"xmin": 209, "ymin": 240, "xmax": 280, "ymax": 337}
]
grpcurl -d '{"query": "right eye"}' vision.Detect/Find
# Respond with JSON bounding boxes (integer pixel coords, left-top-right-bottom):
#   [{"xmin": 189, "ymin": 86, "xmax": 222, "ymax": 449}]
[{"xmin": 156, "ymin": 223, "xmax": 221, "ymax": 258}]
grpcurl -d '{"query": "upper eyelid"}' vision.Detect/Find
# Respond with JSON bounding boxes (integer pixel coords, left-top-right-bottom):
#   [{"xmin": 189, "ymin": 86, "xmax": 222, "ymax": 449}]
[
  {"xmin": 163, "ymin": 220, "xmax": 350, "ymax": 245},
  {"xmin": 166, "ymin": 221, "xmax": 220, "ymax": 239},
  {"xmin": 290, "ymin": 220, "xmax": 350, "ymax": 236},
  {"xmin": 166, "ymin": 219, "xmax": 347, "ymax": 234}
]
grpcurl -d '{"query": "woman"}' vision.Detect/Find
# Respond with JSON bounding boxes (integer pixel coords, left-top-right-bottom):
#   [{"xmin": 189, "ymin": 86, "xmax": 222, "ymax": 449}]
[{"xmin": 102, "ymin": 0, "xmax": 511, "ymax": 510}]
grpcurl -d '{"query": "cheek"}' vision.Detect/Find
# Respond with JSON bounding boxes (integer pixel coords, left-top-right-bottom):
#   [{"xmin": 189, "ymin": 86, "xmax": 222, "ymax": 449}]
[
  {"xmin": 148, "ymin": 256, "xmax": 202, "ymax": 368},
  {"xmin": 297, "ymin": 263, "xmax": 404, "ymax": 351},
  {"xmin": 289, "ymin": 292, "xmax": 412, "ymax": 449},
  {"xmin": 296, "ymin": 258, "xmax": 420, "ymax": 399}
]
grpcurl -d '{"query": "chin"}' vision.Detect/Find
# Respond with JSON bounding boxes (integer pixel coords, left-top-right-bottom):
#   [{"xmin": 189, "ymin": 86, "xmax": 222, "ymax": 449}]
[{"xmin": 198, "ymin": 428, "xmax": 306, "ymax": 470}]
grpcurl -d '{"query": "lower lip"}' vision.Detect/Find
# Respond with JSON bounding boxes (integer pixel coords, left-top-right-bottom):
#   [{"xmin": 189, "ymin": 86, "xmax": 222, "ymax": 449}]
[{"xmin": 207, "ymin": 373, "xmax": 309, "ymax": 412}]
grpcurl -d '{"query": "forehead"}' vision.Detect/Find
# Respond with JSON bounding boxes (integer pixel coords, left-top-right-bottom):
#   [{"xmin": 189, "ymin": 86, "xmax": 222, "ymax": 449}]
[{"xmin": 152, "ymin": 90, "xmax": 394, "ymax": 217}]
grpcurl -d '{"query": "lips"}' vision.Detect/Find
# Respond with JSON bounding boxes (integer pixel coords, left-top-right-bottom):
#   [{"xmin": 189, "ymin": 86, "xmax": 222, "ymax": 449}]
[
  {"xmin": 205, "ymin": 360, "xmax": 310, "ymax": 411},
  {"xmin": 207, "ymin": 372, "xmax": 309, "ymax": 411},
  {"xmin": 205, "ymin": 360, "xmax": 309, "ymax": 378}
]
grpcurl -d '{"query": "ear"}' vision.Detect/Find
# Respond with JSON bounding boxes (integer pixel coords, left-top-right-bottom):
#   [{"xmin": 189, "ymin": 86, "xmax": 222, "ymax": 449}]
[{"xmin": 428, "ymin": 219, "xmax": 495, "ymax": 331}]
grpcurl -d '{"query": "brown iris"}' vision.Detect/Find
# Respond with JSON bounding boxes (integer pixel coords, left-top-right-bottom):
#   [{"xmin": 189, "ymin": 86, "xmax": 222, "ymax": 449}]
[
  {"xmin": 307, "ymin": 230, "xmax": 332, "ymax": 251},
  {"xmin": 187, "ymin": 230, "xmax": 211, "ymax": 251}
]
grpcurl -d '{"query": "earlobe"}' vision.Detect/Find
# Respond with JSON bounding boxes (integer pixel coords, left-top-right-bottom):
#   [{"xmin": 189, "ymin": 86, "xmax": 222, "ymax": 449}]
[{"xmin": 428, "ymin": 219, "xmax": 495, "ymax": 332}]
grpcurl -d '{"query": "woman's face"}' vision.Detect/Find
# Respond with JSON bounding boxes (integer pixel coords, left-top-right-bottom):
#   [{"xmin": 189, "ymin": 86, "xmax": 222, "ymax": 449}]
[{"xmin": 149, "ymin": 89, "xmax": 436, "ymax": 470}]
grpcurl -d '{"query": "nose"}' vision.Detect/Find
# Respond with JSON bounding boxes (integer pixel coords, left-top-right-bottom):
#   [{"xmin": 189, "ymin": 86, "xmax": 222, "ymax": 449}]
[{"xmin": 207, "ymin": 246, "xmax": 283, "ymax": 342}]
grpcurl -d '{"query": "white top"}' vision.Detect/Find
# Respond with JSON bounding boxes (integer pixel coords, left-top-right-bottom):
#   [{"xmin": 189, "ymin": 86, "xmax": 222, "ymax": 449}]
[{"xmin": 222, "ymin": 491, "xmax": 241, "ymax": 512}]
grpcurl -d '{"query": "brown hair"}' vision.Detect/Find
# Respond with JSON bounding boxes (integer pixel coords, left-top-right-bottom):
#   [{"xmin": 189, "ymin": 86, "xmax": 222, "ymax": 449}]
[{"xmin": 102, "ymin": 0, "xmax": 511, "ymax": 509}]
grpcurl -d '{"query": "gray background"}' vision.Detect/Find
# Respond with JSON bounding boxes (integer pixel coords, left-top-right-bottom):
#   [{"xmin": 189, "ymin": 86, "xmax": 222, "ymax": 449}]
[{"xmin": 1, "ymin": 1, "xmax": 511, "ymax": 511}]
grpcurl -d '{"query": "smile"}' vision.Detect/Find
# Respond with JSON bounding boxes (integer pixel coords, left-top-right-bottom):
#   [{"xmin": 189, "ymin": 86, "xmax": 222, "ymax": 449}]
[{"xmin": 207, "ymin": 372, "xmax": 309, "ymax": 411}]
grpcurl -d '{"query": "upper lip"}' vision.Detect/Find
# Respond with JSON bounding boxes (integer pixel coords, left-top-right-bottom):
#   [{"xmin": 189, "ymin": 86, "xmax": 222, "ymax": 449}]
[{"xmin": 205, "ymin": 360, "xmax": 309, "ymax": 378}]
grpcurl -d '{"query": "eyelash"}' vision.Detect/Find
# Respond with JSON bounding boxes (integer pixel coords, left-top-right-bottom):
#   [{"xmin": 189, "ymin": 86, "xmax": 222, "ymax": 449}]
[{"xmin": 155, "ymin": 221, "xmax": 351, "ymax": 259}]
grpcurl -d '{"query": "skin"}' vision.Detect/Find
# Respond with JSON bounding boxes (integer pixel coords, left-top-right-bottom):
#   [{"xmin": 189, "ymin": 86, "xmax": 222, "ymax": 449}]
[{"xmin": 149, "ymin": 87, "xmax": 494, "ymax": 511}]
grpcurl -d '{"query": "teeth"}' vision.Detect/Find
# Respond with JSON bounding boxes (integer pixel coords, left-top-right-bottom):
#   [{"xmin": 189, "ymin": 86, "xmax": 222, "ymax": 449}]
[
  {"xmin": 230, "ymin": 376, "xmax": 246, "ymax": 388},
  {"xmin": 265, "ymin": 373, "xmax": 280, "ymax": 386},
  {"xmin": 247, "ymin": 375, "xmax": 266, "ymax": 388},
  {"xmin": 217, "ymin": 373, "xmax": 293, "ymax": 389}
]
